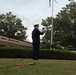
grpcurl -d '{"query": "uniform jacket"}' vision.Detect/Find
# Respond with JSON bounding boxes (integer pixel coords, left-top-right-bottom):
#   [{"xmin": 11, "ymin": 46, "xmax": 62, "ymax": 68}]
[{"xmin": 32, "ymin": 29, "xmax": 44, "ymax": 45}]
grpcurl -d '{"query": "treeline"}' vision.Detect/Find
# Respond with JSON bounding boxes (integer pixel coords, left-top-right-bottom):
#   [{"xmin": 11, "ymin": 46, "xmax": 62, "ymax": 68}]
[{"xmin": 41, "ymin": 0, "xmax": 76, "ymax": 48}]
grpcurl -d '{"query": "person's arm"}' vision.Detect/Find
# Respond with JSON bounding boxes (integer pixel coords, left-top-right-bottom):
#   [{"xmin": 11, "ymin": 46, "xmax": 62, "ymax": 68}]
[{"xmin": 37, "ymin": 29, "xmax": 44, "ymax": 35}]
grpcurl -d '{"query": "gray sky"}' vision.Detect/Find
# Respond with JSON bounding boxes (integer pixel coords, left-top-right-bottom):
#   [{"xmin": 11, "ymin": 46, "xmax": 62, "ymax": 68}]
[{"xmin": 0, "ymin": 0, "xmax": 73, "ymax": 42}]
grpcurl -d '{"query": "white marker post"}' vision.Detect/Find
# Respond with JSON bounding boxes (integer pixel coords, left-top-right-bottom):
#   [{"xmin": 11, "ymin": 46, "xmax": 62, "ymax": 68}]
[
  {"xmin": 49, "ymin": 0, "xmax": 58, "ymax": 49},
  {"xmin": 50, "ymin": 0, "xmax": 54, "ymax": 47}
]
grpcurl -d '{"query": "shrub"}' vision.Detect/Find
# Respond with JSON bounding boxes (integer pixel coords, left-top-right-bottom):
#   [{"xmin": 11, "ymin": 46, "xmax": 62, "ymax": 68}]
[
  {"xmin": 0, "ymin": 47, "xmax": 32, "ymax": 58},
  {"xmin": 40, "ymin": 49, "xmax": 76, "ymax": 60},
  {"xmin": 0, "ymin": 47, "xmax": 76, "ymax": 60}
]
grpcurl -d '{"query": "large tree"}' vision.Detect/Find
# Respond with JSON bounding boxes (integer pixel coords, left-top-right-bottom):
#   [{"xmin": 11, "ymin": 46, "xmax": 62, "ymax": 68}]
[
  {"xmin": 0, "ymin": 12, "xmax": 27, "ymax": 41},
  {"xmin": 41, "ymin": 17, "xmax": 53, "ymax": 48},
  {"xmin": 54, "ymin": 0, "xmax": 76, "ymax": 46},
  {"xmin": 41, "ymin": 0, "xmax": 76, "ymax": 47}
]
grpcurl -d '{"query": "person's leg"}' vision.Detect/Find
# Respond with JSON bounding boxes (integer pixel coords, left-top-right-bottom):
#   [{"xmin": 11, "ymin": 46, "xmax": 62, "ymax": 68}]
[
  {"xmin": 36, "ymin": 45, "xmax": 40, "ymax": 60},
  {"xmin": 33, "ymin": 44, "xmax": 36, "ymax": 60},
  {"xmin": 33, "ymin": 44, "xmax": 40, "ymax": 60}
]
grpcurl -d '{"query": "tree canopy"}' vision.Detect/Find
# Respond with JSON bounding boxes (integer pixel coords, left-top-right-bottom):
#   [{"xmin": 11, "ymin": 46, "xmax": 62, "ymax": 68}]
[
  {"xmin": 0, "ymin": 12, "xmax": 27, "ymax": 41},
  {"xmin": 41, "ymin": 17, "xmax": 52, "ymax": 48},
  {"xmin": 41, "ymin": 0, "xmax": 76, "ymax": 48}
]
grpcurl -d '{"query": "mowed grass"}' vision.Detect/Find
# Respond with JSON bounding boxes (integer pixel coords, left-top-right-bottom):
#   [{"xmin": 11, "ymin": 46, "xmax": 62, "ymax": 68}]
[{"xmin": 0, "ymin": 59, "xmax": 76, "ymax": 75}]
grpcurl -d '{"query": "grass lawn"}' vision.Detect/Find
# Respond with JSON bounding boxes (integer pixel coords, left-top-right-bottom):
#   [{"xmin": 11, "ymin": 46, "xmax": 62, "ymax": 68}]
[{"xmin": 0, "ymin": 59, "xmax": 76, "ymax": 75}]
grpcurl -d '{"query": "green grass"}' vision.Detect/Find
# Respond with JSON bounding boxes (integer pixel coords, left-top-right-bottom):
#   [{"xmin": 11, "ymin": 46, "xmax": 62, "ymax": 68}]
[{"xmin": 0, "ymin": 59, "xmax": 76, "ymax": 75}]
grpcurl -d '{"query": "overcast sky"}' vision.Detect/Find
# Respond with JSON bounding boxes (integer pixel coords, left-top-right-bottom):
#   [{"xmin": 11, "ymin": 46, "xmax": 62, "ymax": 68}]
[{"xmin": 0, "ymin": 0, "xmax": 74, "ymax": 42}]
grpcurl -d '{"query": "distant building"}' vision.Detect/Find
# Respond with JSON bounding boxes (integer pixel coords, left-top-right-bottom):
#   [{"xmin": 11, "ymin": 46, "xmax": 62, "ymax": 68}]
[{"xmin": 0, "ymin": 36, "xmax": 32, "ymax": 48}]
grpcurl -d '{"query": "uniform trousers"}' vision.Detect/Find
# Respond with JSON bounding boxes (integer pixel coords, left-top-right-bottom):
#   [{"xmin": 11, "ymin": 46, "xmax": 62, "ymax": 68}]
[{"xmin": 33, "ymin": 44, "xmax": 40, "ymax": 60}]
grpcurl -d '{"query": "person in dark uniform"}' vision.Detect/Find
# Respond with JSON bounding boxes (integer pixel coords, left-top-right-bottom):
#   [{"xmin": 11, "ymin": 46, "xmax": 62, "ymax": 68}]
[{"xmin": 32, "ymin": 24, "xmax": 44, "ymax": 60}]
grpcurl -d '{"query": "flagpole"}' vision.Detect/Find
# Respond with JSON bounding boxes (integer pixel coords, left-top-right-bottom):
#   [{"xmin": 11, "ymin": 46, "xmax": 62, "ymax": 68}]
[{"xmin": 50, "ymin": 0, "xmax": 54, "ymax": 49}]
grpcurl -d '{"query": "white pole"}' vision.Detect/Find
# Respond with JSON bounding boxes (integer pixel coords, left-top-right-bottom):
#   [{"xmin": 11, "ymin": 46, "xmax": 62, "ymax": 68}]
[{"xmin": 50, "ymin": 0, "xmax": 54, "ymax": 49}]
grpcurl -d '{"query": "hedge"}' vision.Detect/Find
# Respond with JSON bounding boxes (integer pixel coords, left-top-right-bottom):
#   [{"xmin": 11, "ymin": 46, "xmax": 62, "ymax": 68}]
[
  {"xmin": 0, "ymin": 47, "xmax": 76, "ymax": 60},
  {"xmin": 0, "ymin": 47, "xmax": 32, "ymax": 58},
  {"xmin": 40, "ymin": 49, "xmax": 76, "ymax": 60}
]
